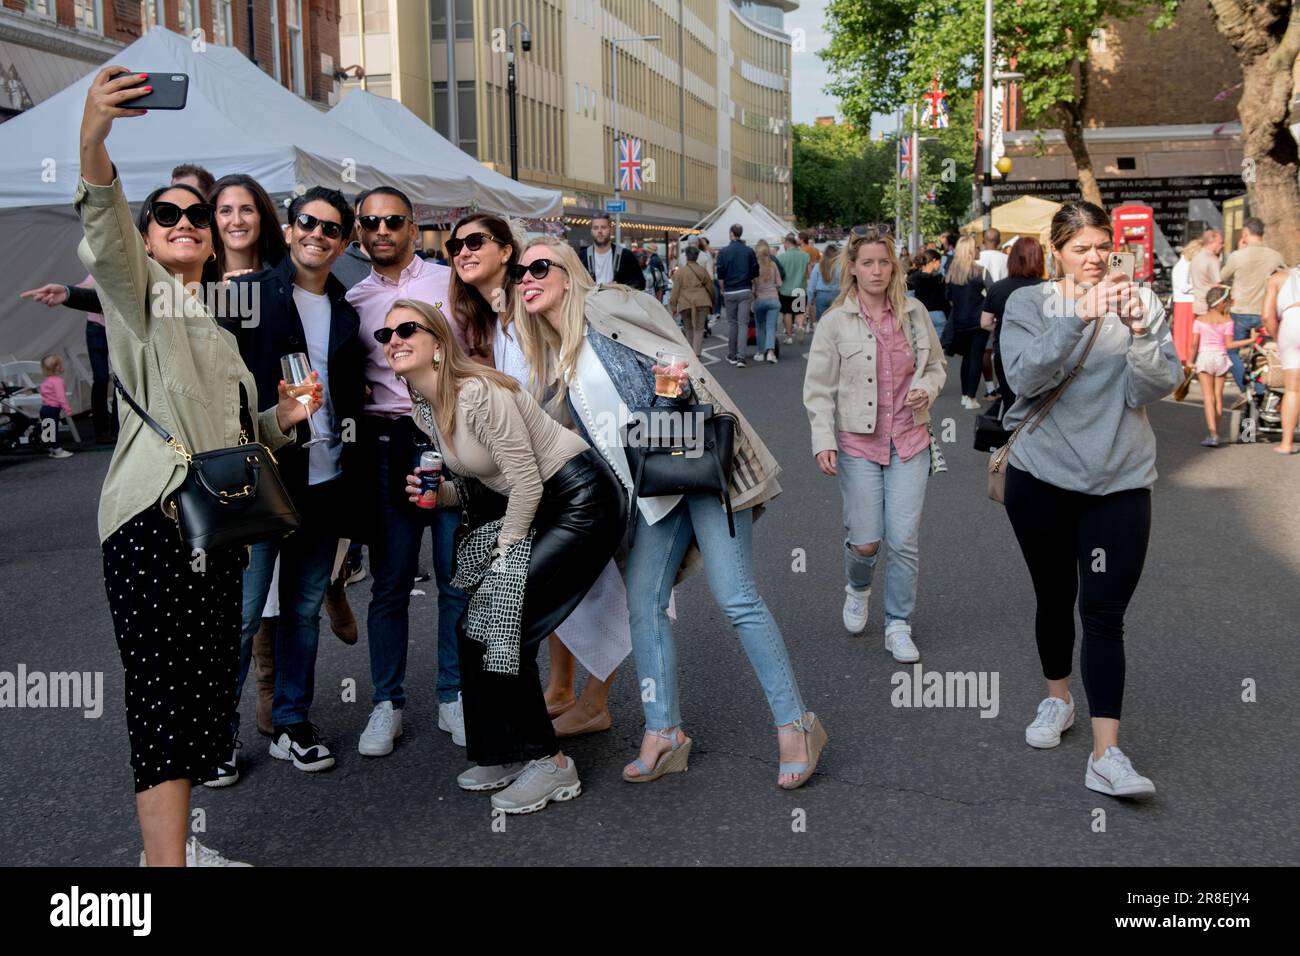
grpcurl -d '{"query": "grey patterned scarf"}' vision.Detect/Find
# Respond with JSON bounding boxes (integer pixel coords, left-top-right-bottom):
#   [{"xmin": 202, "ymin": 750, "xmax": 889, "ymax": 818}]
[{"xmin": 451, "ymin": 518, "xmax": 534, "ymax": 675}]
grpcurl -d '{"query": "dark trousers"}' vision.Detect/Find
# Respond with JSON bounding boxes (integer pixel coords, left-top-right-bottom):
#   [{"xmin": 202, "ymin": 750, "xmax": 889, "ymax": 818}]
[
  {"xmin": 957, "ymin": 329, "xmax": 991, "ymax": 398},
  {"xmin": 1004, "ymin": 464, "xmax": 1151, "ymax": 720},
  {"xmin": 85, "ymin": 321, "xmax": 114, "ymax": 439},
  {"xmin": 460, "ymin": 450, "xmax": 626, "ymax": 766}
]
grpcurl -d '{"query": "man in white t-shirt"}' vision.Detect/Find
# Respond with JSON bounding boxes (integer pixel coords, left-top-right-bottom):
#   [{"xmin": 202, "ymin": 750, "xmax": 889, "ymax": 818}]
[
  {"xmin": 578, "ymin": 213, "xmax": 646, "ymax": 289},
  {"xmin": 978, "ymin": 228, "xmax": 1009, "ymax": 284}
]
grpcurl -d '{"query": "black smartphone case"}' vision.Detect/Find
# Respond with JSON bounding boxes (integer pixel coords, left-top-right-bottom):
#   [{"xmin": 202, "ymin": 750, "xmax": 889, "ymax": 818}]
[{"xmin": 124, "ymin": 73, "xmax": 189, "ymax": 110}]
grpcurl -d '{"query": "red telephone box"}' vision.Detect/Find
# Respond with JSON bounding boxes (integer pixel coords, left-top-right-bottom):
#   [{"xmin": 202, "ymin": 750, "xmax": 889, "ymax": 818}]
[{"xmin": 1111, "ymin": 204, "xmax": 1155, "ymax": 282}]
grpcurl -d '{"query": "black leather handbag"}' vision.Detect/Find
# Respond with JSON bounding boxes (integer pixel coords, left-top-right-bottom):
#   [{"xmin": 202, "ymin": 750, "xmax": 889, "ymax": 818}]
[
  {"xmin": 621, "ymin": 404, "xmax": 737, "ymax": 546},
  {"xmin": 113, "ymin": 375, "xmax": 300, "ymax": 552},
  {"xmin": 973, "ymin": 410, "xmax": 1011, "ymax": 452}
]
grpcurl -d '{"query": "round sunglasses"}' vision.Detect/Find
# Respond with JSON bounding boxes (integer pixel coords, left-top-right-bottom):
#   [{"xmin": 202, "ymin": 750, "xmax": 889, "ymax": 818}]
[
  {"xmin": 374, "ymin": 320, "xmax": 437, "ymax": 345},
  {"xmin": 358, "ymin": 214, "xmax": 410, "ymax": 232},
  {"xmin": 150, "ymin": 200, "xmax": 214, "ymax": 229},
  {"xmin": 446, "ymin": 231, "xmax": 504, "ymax": 257},
  {"xmin": 508, "ymin": 258, "xmax": 566, "ymax": 282},
  {"xmin": 295, "ymin": 212, "xmax": 345, "ymax": 240}
]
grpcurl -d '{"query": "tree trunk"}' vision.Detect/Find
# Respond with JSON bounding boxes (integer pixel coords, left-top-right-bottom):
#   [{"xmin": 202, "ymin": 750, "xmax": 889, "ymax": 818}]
[
  {"xmin": 1057, "ymin": 103, "xmax": 1104, "ymax": 208},
  {"xmin": 1210, "ymin": 0, "xmax": 1300, "ymax": 262}
]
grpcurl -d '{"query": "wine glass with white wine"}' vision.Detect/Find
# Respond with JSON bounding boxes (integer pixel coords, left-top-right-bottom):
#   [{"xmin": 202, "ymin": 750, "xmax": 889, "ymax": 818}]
[{"xmin": 280, "ymin": 352, "xmax": 328, "ymax": 447}]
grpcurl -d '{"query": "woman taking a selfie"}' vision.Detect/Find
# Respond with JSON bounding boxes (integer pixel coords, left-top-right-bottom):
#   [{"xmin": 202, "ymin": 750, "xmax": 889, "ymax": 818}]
[
  {"xmin": 803, "ymin": 230, "xmax": 946, "ymax": 662},
  {"xmin": 79, "ymin": 67, "xmax": 319, "ymax": 866},
  {"xmin": 515, "ymin": 238, "xmax": 827, "ymax": 791},
  {"xmin": 999, "ymin": 201, "xmax": 1181, "ymax": 798},
  {"xmin": 383, "ymin": 299, "xmax": 625, "ymax": 814}
]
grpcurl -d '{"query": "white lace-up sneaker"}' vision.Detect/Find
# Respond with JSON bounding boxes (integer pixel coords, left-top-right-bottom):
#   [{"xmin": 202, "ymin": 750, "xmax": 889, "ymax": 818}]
[
  {"xmin": 437, "ymin": 692, "xmax": 466, "ymax": 747},
  {"xmin": 1086, "ymin": 746, "xmax": 1156, "ymax": 798},
  {"xmin": 1025, "ymin": 695, "xmax": 1075, "ymax": 749},
  {"xmin": 140, "ymin": 837, "xmax": 252, "ymax": 867},
  {"xmin": 842, "ymin": 585, "xmax": 870, "ymax": 635},
  {"xmin": 358, "ymin": 702, "xmax": 403, "ymax": 757},
  {"xmin": 884, "ymin": 621, "xmax": 920, "ymax": 663},
  {"xmin": 490, "ymin": 756, "xmax": 581, "ymax": 814},
  {"xmin": 456, "ymin": 762, "xmax": 525, "ymax": 791}
]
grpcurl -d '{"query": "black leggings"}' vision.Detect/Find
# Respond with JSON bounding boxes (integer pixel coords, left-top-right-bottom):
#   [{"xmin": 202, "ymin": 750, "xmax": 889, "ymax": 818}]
[
  {"xmin": 459, "ymin": 449, "xmax": 627, "ymax": 766},
  {"xmin": 957, "ymin": 329, "xmax": 990, "ymax": 398},
  {"xmin": 1003, "ymin": 464, "xmax": 1151, "ymax": 720}
]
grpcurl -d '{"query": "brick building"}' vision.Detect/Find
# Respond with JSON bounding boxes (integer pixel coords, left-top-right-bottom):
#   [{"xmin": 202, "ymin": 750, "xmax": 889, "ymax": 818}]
[
  {"xmin": 0, "ymin": 0, "xmax": 340, "ymax": 120},
  {"xmin": 997, "ymin": 2, "xmax": 1246, "ymax": 244}
]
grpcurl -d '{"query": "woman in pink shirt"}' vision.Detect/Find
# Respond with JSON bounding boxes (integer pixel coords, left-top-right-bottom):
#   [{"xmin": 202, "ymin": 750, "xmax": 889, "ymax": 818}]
[
  {"xmin": 38, "ymin": 354, "xmax": 74, "ymax": 459},
  {"xmin": 1190, "ymin": 285, "xmax": 1253, "ymax": 447},
  {"xmin": 803, "ymin": 230, "xmax": 947, "ymax": 662}
]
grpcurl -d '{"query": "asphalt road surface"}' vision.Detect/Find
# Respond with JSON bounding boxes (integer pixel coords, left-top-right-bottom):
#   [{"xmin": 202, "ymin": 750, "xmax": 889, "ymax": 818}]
[{"xmin": 1, "ymin": 326, "xmax": 1296, "ymax": 866}]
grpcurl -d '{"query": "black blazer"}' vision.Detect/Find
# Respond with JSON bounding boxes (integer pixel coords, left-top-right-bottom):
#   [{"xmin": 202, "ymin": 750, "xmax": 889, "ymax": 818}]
[
  {"xmin": 224, "ymin": 256, "xmax": 366, "ymax": 537},
  {"xmin": 579, "ymin": 243, "xmax": 647, "ymax": 290}
]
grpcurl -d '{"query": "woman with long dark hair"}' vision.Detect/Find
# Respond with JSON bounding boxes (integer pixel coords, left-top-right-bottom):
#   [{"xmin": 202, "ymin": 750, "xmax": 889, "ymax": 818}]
[
  {"xmin": 980, "ymin": 237, "xmax": 1046, "ymax": 416},
  {"xmin": 1000, "ymin": 201, "xmax": 1181, "ymax": 797},
  {"xmin": 78, "ymin": 67, "xmax": 319, "ymax": 865},
  {"xmin": 208, "ymin": 173, "xmax": 288, "ymax": 278},
  {"xmin": 384, "ymin": 299, "xmax": 625, "ymax": 813}
]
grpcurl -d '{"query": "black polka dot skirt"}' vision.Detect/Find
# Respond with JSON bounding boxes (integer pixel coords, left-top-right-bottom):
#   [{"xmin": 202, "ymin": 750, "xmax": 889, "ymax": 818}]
[{"xmin": 102, "ymin": 504, "xmax": 242, "ymax": 793}]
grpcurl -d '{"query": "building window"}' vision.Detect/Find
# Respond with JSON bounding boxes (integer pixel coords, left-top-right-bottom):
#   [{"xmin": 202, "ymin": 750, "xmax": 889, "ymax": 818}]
[
  {"xmin": 270, "ymin": 0, "xmax": 283, "ymax": 83},
  {"xmin": 73, "ymin": 1, "xmax": 102, "ymax": 31},
  {"xmin": 213, "ymin": 0, "xmax": 233, "ymax": 45},
  {"xmin": 364, "ymin": 0, "xmax": 389, "ymax": 33},
  {"xmin": 458, "ymin": 79, "xmax": 477, "ymax": 155},
  {"xmin": 25, "ymin": 1, "xmax": 55, "ymax": 19},
  {"xmin": 454, "ymin": 0, "xmax": 474, "ymax": 40},
  {"xmin": 139, "ymin": 0, "xmax": 163, "ymax": 29},
  {"xmin": 431, "ymin": 2, "xmax": 447, "ymax": 41},
  {"xmin": 177, "ymin": 0, "xmax": 199, "ymax": 36},
  {"xmin": 433, "ymin": 80, "xmax": 449, "ymax": 138},
  {"xmin": 288, "ymin": 0, "xmax": 306, "ymax": 96}
]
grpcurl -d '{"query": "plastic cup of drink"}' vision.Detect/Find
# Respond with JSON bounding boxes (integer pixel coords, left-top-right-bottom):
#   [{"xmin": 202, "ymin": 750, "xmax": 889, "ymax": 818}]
[{"xmin": 654, "ymin": 351, "xmax": 689, "ymax": 398}]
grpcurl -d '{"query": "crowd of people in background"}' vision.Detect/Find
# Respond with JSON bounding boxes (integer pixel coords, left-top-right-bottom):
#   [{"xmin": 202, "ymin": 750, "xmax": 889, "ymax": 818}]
[{"xmin": 12, "ymin": 64, "xmax": 1298, "ymax": 867}]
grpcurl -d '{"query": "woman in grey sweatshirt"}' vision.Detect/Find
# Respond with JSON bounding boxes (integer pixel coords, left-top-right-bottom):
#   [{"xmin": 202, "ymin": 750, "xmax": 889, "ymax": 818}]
[{"xmin": 999, "ymin": 201, "xmax": 1182, "ymax": 800}]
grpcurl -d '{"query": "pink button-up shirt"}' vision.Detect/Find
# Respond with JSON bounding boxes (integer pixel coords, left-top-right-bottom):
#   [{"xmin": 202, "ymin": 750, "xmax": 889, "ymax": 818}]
[
  {"xmin": 345, "ymin": 254, "xmax": 461, "ymax": 418},
  {"xmin": 837, "ymin": 295, "xmax": 928, "ymax": 465}
]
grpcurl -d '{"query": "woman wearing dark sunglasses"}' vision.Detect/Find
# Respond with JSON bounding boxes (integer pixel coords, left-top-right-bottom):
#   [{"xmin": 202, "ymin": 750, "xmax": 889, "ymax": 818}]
[
  {"xmin": 515, "ymin": 238, "xmax": 827, "ymax": 790},
  {"xmin": 75, "ymin": 67, "xmax": 322, "ymax": 866},
  {"xmin": 379, "ymin": 298, "xmax": 625, "ymax": 814}
]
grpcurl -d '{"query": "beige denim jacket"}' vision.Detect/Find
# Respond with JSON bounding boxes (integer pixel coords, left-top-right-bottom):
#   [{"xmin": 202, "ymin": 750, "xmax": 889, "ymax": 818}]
[
  {"xmin": 803, "ymin": 294, "xmax": 947, "ymax": 456},
  {"xmin": 76, "ymin": 176, "xmax": 292, "ymax": 542}
]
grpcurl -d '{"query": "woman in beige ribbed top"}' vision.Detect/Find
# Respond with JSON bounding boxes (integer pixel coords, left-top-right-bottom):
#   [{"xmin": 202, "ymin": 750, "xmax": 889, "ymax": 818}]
[{"xmin": 383, "ymin": 300, "xmax": 587, "ymax": 550}]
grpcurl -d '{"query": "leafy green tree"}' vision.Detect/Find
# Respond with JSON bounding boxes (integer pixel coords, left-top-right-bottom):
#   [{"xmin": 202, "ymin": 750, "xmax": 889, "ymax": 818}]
[{"xmin": 821, "ymin": 0, "xmax": 1177, "ymax": 208}]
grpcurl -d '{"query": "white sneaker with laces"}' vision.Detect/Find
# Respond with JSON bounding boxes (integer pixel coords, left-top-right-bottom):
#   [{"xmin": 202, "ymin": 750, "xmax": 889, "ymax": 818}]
[
  {"xmin": 842, "ymin": 585, "xmax": 870, "ymax": 635},
  {"xmin": 139, "ymin": 837, "xmax": 252, "ymax": 867},
  {"xmin": 358, "ymin": 701, "xmax": 403, "ymax": 757},
  {"xmin": 1086, "ymin": 746, "xmax": 1156, "ymax": 798},
  {"xmin": 48, "ymin": 448, "xmax": 73, "ymax": 459},
  {"xmin": 884, "ymin": 621, "xmax": 920, "ymax": 663},
  {"xmin": 490, "ymin": 756, "xmax": 581, "ymax": 814},
  {"xmin": 437, "ymin": 692, "xmax": 467, "ymax": 747},
  {"xmin": 1025, "ymin": 695, "xmax": 1074, "ymax": 749}
]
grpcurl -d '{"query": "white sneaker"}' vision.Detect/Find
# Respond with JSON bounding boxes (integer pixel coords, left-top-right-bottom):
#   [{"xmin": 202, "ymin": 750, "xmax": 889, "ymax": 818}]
[
  {"xmin": 437, "ymin": 692, "xmax": 467, "ymax": 747},
  {"xmin": 1085, "ymin": 746, "xmax": 1156, "ymax": 798},
  {"xmin": 960, "ymin": 396, "xmax": 981, "ymax": 410},
  {"xmin": 766, "ymin": 349, "xmax": 778, "ymax": 364},
  {"xmin": 140, "ymin": 836, "xmax": 252, "ymax": 867},
  {"xmin": 490, "ymin": 756, "xmax": 581, "ymax": 814},
  {"xmin": 884, "ymin": 621, "xmax": 920, "ymax": 663},
  {"xmin": 202, "ymin": 740, "xmax": 240, "ymax": 788},
  {"xmin": 1025, "ymin": 695, "xmax": 1075, "ymax": 749},
  {"xmin": 48, "ymin": 448, "xmax": 73, "ymax": 459},
  {"xmin": 456, "ymin": 762, "xmax": 525, "ymax": 791},
  {"xmin": 358, "ymin": 701, "xmax": 403, "ymax": 757},
  {"xmin": 842, "ymin": 585, "xmax": 869, "ymax": 635}
]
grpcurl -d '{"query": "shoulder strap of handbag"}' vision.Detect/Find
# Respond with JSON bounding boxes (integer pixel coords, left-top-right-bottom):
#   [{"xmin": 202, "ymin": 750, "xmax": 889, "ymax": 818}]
[
  {"xmin": 1016, "ymin": 316, "xmax": 1105, "ymax": 439},
  {"xmin": 113, "ymin": 373, "xmax": 254, "ymax": 457}
]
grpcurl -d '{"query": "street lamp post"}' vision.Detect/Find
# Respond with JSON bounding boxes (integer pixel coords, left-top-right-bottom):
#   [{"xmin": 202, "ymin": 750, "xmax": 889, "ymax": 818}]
[
  {"xmin": 910, "ymin": 105, "xmax": 920, "ymax": 253},
  {"xmin": 611, "ymin": 34, "xmax": 660, "ymax": 246},
  {"xmin": 506, "ymin": 20, "xmax": 532, "ymax": 181}
]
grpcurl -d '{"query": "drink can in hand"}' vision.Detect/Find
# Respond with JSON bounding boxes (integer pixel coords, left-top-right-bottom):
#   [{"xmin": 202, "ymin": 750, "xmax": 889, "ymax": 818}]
[{"xmin": 417, "ymin": 450, "xmax": 443, "ymax": 509}]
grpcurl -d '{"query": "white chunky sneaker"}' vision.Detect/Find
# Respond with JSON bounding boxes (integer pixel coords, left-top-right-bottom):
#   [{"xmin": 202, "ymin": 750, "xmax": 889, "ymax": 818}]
[
  {"xmin": 437, "ymin": 692, "xmax": 467, "ymax": 747},
  {"xmin": 884, "ymin": 621, "xmax": 920, "ymax": 663},
  {"xmin": 456, "ymin": 762, "xmax": 525, "ymax": 791},
  {"xmin": 1086, "ymin": 746, "xmax": 1156, "ymax": 798},
  {"xmin": 202, "ymin": 738, "xmax": 240, "ymax": 788},
  {"xmin": 490, "ymin": 756, "xmax": 581, "ymax": 814},
  {"xmin": 140, "ymin": 837, "xmax": 252, "ymax": 867},
  {"xmin": 358, "ymin": 701, "xmax": 403, "ymax": 757},
  {"xmin": 1025, "ymin": 695, "xmax": 1075, "ymax": 749},
  {"xmin": 842, "ymin": 585, "xmax": 870, "ymax": 635}
]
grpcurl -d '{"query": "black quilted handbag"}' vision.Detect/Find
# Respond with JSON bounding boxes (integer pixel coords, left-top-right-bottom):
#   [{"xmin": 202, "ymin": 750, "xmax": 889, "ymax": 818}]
[
  {"xmin": 621, "ymin": 404, "xmax": 737, "ymax": 546},
  {"xmin": 113, "ymin": 375, "xmax": 300, "ymax": 551}
]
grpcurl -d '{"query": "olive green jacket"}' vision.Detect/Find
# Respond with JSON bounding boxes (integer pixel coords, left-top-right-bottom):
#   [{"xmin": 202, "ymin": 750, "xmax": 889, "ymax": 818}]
[{"xmin": 76, "ymin": 176, "xmax": 292, "ymax": 542}]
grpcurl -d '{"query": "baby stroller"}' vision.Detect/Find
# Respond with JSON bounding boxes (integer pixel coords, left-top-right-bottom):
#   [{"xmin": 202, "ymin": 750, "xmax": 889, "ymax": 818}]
[
  {"xmin": 1228, "ymin": 334, "xmax": 1289, "ymax": 444},
  {"xmin": 0, "ymin": 380, "xmax": 41, "ymax": 453}
]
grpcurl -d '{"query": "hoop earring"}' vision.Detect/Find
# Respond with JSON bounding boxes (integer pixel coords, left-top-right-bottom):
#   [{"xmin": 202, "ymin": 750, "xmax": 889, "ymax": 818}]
[
  {"xmin": 207, "ymin": 252, "xmax": 217, "ymax": 263},
  {"xmin": 432, "ymin": 351, "xmax": 442, "ymax": 371}
]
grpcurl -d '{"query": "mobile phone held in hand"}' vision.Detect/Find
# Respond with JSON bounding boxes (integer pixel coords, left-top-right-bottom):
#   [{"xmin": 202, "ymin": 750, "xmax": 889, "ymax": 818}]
[
  {"xmin": 1107, "ymin": 251, "xmax": 1135, "ymax": 281},
  {"xmin": 123, "ymin": 72, "xmax": 189, "ymax": 110}
]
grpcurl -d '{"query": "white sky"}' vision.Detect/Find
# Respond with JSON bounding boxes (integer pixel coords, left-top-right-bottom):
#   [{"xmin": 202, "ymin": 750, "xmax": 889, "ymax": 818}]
[{"xmin": 787, "ymin": 0, "xmax": 894, "ymax": 136}]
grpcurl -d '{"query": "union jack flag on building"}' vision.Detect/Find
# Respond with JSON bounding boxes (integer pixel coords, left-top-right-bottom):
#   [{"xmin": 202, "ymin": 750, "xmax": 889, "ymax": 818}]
[{"xmin": 618, "ymin": 137, "xmax": 643, "ymax": 191}]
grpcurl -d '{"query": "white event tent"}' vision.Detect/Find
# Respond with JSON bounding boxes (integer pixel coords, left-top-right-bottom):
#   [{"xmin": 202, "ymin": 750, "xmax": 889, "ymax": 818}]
[
  {"xmin": 329, "ymin": 90, "xmax": 561, "ymax": 219},
  {"xmin": 748, "ymin": 201, "xmax": 797, "ymax": 239},
  {"xmin": 691, "ymin": 196, "xmax": 784, "ymax": 249},
  {"xmin": 0, "ymin": 27, "xmax": 531, "ymax": 408}
]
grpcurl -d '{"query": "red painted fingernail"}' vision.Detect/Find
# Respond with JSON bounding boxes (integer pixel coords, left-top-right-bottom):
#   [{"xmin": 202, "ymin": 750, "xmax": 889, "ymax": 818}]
[
  {"xmin": 139, "ymin": 73, "xmax": 148, "ymax": 79},
  {"xmin": 143, "ymin": 86, "xmax": 152, "ymax": 93}
]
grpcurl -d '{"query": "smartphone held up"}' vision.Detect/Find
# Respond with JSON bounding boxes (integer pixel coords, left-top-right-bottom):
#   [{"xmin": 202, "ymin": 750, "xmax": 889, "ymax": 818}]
[{"xmin": 119, "ymin": 72, "xmax": 189, "ymax": 110}]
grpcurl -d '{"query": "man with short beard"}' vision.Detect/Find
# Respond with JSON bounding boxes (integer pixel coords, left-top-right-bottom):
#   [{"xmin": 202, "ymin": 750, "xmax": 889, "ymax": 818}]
[
  {"xmin": 345, "ymin": 187, "xmax": 471, "ymax": 758},
  {"xmin": 579, "ymin": 213, "xmax": 646, "ymax": 289}
]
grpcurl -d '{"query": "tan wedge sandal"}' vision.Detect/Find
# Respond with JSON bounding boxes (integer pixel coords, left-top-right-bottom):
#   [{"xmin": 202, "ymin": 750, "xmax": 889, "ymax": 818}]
[
  {"xmin": 778, "ymin": 712, "xmax": 828, "ymax": 790},
  {"xmin": 622, "ymin": 727, "xmax": 692, "ymax": 783}
]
